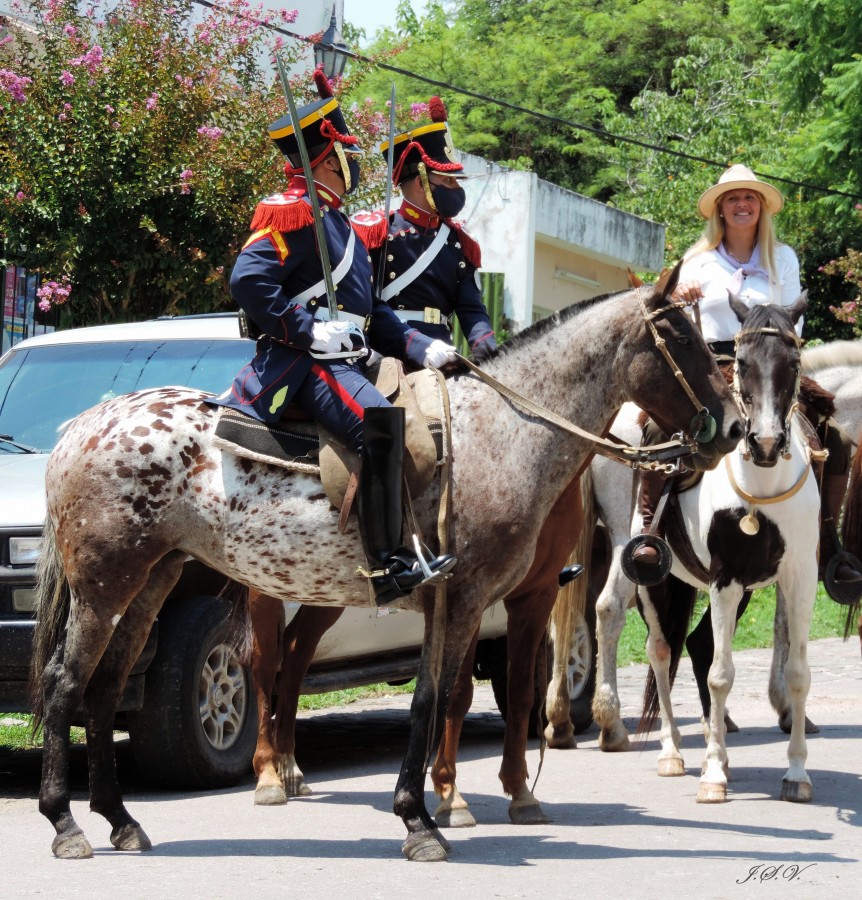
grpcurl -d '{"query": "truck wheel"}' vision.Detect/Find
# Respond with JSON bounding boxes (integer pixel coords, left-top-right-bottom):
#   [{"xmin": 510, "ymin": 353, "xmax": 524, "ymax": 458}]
[{"xmin": 127, "ymin": 595, "xmax": 257, "ymax": 790}]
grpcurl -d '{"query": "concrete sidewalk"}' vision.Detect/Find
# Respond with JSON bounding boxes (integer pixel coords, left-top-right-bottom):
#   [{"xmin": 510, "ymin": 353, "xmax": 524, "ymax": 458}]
[{"xmin": 1, "ymin": 636, "xmax": 860, "ymax": 900}]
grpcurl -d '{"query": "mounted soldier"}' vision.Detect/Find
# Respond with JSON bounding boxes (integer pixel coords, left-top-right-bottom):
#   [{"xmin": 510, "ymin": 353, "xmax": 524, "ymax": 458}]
[
  {"xmin": 212, "ymin": 68, "xmax": 455, "ymax": 606},
  {"xmin": 351, "ymin": 96, "xmax": 498, "ymax": 364}
]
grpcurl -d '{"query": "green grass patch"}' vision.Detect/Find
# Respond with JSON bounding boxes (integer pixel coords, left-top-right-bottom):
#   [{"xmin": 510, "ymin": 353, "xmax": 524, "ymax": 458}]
[
  {"xmin": 297, "ymin": 679, "xmax": 416, "ymax": 711},
  {"xmin": 0, "ymin": 717, "xmax": 85, "ymax": 751}
]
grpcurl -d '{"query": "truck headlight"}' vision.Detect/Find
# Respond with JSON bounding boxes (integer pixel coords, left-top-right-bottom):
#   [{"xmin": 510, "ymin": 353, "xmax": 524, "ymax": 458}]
[{"xmin": 9, "ymin": 536, "xmax": 42, "ymax": 565}]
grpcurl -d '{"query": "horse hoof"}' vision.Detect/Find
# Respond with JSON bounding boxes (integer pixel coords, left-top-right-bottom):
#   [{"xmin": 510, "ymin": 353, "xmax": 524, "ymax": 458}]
[
  {"xmin": 781, "ymin": 780, "xmax": 812, "ymax": 803},
  {"xmin": 599, "ymin": 730, "xmax": 631, "ymax": 752},
  {"xmin": 545, "ymin": 730, "xmax": 577, "ymax": 749},
  {"xmin": 286, "ymin": 779, "xmax": 313, "ymax": 797},
  {"xmin": 402, "ymin": 831, "xmax": 448, "ymax": 862},
  {"xmin": 52, "ymin": 829, "xmax": 94, "ymax": 859},
  {"xmin": 778, "ymin": 712, "xmax": 819, "ymax": 735},
  {"xmin": 509, "ymin": 802, "xmax": 551, "ymax": 825},
  {"xmin": 434, "ymin": 806, "xmax": 477, "ymax": 829},
  {"xmin": 696, "ymin": 782, "xmax": 727, "ymax": 803},
  {"xmin": 657, "ymin": 757, "xmax": 685, "ymax": 777},
  {"xmin": 255, "ymin": 785, "xmax": 288, "ymax": 806},
  {"xmin": 110, "ymin": 824, "xmax": 152, "ymax": 851}
]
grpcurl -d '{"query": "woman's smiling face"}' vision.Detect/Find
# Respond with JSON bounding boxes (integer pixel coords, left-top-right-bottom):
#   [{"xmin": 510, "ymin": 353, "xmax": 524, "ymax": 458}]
[{"xmin": 719, "ymin": 189, "xmax": 763, "ymax": 231}]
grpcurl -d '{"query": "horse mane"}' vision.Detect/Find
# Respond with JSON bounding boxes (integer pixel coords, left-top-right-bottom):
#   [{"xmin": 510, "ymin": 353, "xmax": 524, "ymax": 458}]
[
  {"xmin": 737, "ymin": 303, "xmax": 800, "ymax": 353},
  {"xmin": 495, "ymin": 290, "xmax": 616, "ymax": 357},
  {"xmin": 801, "ymin": 339, "xmax": 862, "ymax": 374}
]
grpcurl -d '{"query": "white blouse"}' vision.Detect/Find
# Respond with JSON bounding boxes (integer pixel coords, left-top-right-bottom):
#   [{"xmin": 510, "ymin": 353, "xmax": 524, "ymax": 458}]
[{"xmin": 679, "ymin": 244, "xmax": 802, "ymax": 343}]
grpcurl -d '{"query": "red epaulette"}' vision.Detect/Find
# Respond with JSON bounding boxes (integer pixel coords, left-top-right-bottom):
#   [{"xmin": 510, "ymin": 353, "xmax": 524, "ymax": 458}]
[
  {"xmin": 249, "ymin": 191, "xmax": 314, "ymax": 233},
  {"xmin": 350, "ymin": 210, "xmax": 389, "ymax": 250},
  {"xmin": 447, "ymin": 219, "xmax": 482, "ymax": 268}
]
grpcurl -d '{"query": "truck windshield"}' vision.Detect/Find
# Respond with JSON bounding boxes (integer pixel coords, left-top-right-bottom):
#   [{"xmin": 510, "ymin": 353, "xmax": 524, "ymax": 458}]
[{"xmin": 0, "ymin": 339, "xmax": 249, "ymax": 452}]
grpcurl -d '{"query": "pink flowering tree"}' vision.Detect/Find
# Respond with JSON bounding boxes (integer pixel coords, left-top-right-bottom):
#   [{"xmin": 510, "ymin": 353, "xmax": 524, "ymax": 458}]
[
  {"xmin": 0, "ymin": 0, "xmax": 318, "ymax": 323},
  {"xmin": 824, "ymin": 209, "xmax": 862, "ymax": 335}
]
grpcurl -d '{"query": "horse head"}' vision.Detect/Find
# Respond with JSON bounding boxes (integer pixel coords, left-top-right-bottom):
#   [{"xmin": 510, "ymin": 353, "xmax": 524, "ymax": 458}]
[
  {"xmin": 631, "ymin": 259, "xmax": 744, "ymax": 470},
  {"xmin": 730, "ymin": 291, "xmax": 807, "ymax": 467}
]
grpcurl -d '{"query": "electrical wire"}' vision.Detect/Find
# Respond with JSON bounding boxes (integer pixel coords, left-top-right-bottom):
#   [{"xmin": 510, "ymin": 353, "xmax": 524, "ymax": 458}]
[{"xmin": 192, "ymin": 0, "xmax": 862, "ymax": 203}]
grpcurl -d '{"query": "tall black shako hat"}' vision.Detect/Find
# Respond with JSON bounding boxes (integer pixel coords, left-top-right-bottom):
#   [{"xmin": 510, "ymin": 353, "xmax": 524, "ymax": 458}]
[
  {"xmin": 268, "ymin": 66, "xmax": 360, "ymax": 176},
  {"xmin": 381, "ymin": 96, "xmax": 465, "ymax": 185}
]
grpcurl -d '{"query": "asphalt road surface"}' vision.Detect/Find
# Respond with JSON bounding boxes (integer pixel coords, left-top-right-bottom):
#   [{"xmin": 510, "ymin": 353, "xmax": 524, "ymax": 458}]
[{"xmin": 1, "ymin": 636, "xmax": 860, "ymax": 900}]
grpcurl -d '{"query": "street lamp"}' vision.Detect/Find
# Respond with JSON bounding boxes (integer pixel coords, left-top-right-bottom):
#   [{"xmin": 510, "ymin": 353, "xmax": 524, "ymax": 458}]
[{"xmin": 313, "ymin": 7, "xmax": 349, "ymax": 80}]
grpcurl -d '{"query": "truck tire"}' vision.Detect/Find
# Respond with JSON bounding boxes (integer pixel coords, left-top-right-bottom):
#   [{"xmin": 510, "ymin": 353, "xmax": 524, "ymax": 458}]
[{"xmin": 127, "ymin": 595, "xmax": 257, "ymax": 790}]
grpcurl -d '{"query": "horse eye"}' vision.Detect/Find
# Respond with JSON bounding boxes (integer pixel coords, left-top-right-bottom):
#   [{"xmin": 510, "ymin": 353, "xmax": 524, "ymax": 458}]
[{"xmin": 676, "ymin": 335, "xmax": 691, "ymax": 347}]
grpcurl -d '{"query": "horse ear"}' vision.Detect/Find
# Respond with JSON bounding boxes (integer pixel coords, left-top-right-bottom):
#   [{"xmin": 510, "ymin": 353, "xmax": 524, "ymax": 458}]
[
  {"xmin": 728, "ymin": 290, "xmax": 749, "ymax": 325},
  {"xmin": 627, "ymin": 267, "xmax": 644, "ymax": 288},
  {"xmin": 787, "ymin": 290, "xmax": 808, "ymax": 325},
  {"xmin": 657, "ymin": 260, "xmax": 683, "ymax": 300}
]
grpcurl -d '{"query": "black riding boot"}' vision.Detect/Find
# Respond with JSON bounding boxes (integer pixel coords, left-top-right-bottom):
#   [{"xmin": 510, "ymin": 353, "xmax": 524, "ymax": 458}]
[
  {"xmin": 631, "ymin": 467, "xmax": 668, "ymax": 565},
  {"xmin": 820, "ymin": 472, "xmax": 862, "ymax": 584},
  {"xmin": 358, "ymin": 407, "xmax": 456, "ymax": 606}
]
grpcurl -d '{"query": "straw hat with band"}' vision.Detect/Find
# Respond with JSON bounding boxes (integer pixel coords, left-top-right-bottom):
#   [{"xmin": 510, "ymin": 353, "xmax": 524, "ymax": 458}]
[{"xmin": 697, "ymin": 164, "xmax": 784, "ymax": 219}]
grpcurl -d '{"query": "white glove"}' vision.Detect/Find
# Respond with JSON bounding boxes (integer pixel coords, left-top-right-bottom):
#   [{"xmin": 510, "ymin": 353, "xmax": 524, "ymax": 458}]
[
  {"xmin": 310, "ymin": 320, "xmax": 363, "ymax": 355},
  {"xmin": 423, "ymin": 339, "xmax": 458, "ymax": 369}
]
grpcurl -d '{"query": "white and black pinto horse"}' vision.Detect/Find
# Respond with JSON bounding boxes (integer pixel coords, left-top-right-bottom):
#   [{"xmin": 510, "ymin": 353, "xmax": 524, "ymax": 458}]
[
  {"xmin": 29, "ymin": 270, "xmax": 743, "ymax": 861},
  {"xmin": 637, "ymin": 295, "xmax": 818, "ymax": 802}
]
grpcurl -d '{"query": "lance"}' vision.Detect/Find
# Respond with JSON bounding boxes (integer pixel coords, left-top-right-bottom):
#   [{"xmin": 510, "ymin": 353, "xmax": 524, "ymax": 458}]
[
  {"xmin": 376, "ymin": 83, "xmax": 397, "ymax": 300},
  {"xmin": 275, "ymin": 55, "xmax": 339, "ymax": 321}
]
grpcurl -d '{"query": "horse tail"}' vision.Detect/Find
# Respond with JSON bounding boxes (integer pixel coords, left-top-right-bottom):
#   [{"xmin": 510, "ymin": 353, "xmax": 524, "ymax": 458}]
[
  {"xmin": 637, "ymin": 575, "xmax": 698, "ymax": 736},
  {"xmin": 222, "ymin": 579, "xmax": 253, "ymax": 666},
  {"xmin": 29, "ymin": 514, "xmax": 72, "ymax": 735},
  {"xmin": 840, "ymin": 449, "xmax": 862, "ymax": 637}
]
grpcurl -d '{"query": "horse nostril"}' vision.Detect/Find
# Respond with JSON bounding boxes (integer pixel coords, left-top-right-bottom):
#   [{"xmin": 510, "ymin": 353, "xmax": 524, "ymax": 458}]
[{"xmin": 728, "ymin": 420, "xmax": 745, "ymax": 443}]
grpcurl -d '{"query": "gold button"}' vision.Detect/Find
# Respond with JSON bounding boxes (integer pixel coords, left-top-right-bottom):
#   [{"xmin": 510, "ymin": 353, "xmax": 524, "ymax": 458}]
[
  {"xmin": 389, "ymin": 271, "xmax": 396, "ymax": 279},
  {"xmin": 458, "ymin": 261, "xmax": 466, "ymax": 269},
  {"xmin": 387, "ymin": 254, "xmax": 394, "ymax": 262}
]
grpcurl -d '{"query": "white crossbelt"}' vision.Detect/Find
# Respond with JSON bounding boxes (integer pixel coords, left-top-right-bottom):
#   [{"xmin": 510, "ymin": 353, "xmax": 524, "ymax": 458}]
[
  {"xmin": 288, "ymin": 227, "xmax": 356, "ymax": 307},
  {"xmin": 380, "ymin": 224, "xmax": 450, "ymax": 302}
]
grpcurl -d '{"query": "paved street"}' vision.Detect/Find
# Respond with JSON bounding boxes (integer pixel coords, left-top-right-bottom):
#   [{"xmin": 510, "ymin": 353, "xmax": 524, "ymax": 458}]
[{"xmin": 1, "ymin": 636, "xmax": 860, "ymax": 900}]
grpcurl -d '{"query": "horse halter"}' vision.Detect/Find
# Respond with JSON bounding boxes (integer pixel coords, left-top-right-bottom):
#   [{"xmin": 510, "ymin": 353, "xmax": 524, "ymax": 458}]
[
  {"xmin": 637, "ymin": 290, "xmax": 718, "ymax": 446},
  {"xmin": 732, "ymin": 325, "xmax": 803, "ymax": 462}
]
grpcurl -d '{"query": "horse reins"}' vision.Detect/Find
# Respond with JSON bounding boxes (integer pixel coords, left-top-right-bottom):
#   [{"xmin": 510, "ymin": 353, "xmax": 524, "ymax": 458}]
[{"xmin": 455, "ymin": 289, "xmax": 719, "ymax": 472}]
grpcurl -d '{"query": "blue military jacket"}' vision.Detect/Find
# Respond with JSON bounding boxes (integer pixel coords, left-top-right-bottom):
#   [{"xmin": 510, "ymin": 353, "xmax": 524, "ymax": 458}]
[
  {"xmin": 352, "ymin": 200, "xmax": 497, "ymax": 359},
  {"xmin": 213, "ymin": 179, "xmax": 433, "ymax": 423}
]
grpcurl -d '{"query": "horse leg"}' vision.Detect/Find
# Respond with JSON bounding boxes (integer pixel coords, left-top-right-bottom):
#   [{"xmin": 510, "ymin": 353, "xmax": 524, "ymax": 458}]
[
  {"xmin": 697, "ymin": 582, "xmax": 744, "ymax": 803},
  {"xmin": 686, "ymin": 592, "xmax": 752, "ymax": 739},
  {"xmin": 770, "ymin": 587, "xmax": 818, "ymax": 735},
  {"xmin": 499, "ymin": 590, "xmax": 558, "ymax": 825},
  {"xmin": 431, "ymin": 628, "xmax": 479, "ymax": 828},
  {"xmin": 395, "ymin": 595, "xmax": 482, "ymax": 862},
  {"xmin": 39, "ymin": 553, "xmax": 178, "ymax": 859},
  {"xmin": 593, "ymin": 547, "xmax": 635, "ymax": 752},
  {"xmin": 248, "ymin": 591, "xmax": 286, "ymax": 805},
  {"xmin": 777, "ymin": 578, "xmax": 816, "ymax": 802},
  {"xmin": 84, "ymin": 551, "xmax": 186, "ymax": 850},
  {"xmin": 270, "ymin": 604, "xmax": 345, "ymax": 799}
]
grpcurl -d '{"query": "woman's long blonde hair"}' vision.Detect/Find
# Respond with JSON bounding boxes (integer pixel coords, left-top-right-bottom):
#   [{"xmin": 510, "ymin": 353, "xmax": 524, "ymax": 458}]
[{"xmin": 684, "ymin": 190, "xmax": 782, "ymax": 302}]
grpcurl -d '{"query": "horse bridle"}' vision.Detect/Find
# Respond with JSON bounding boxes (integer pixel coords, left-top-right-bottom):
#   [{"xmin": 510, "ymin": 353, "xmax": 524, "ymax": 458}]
[
  {"xmin": 454, "ymin": 289, "xmax": 720, "ymax": 472},
  {"xmin": 732, "ymin": 325, "xmax": 803, "ymax": 461},
  {"xmin": 637, "ymin": 289, "xmax": 719, "ymax": 448}
]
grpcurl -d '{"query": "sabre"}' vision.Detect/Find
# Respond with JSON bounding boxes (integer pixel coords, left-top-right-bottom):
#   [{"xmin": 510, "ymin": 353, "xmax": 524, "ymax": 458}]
[
  {"xmin": 275, "ymin": 55, "xmax": 339, "ymax": 321},
  {"xmin": 376, "ymin": 83, "xmax": 397, "ymax": 300}
]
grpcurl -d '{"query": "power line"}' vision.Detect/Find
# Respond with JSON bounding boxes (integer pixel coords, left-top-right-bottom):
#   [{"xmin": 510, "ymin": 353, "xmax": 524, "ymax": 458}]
[{"xmin": 192, "ymin": 0, "xmax": 862, "ymax": 203}]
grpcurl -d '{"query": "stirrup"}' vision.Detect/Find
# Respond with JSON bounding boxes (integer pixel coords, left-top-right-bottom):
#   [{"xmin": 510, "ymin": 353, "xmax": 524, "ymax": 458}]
[
  {"xmin": 369, "ymin": 543, "xmax": 457, "ymax": 607},
  {"xmin": 621, "ymin": 534, "xmax": 673, "ymax": 586}
]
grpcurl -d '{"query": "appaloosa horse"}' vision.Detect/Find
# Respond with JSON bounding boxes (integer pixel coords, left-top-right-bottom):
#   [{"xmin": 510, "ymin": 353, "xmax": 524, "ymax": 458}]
[
  {"xmin": 30, "ymin": 267, "xmax": 742, "ymax": 861},
  {"xmin": 634, "ymin": 296, "xmax": 819, "ymax": 802}
]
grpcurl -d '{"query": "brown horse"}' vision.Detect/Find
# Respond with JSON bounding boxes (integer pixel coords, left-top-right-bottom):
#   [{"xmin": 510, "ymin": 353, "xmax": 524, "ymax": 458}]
[
  {"xmin": 30, "ymin": 268, "xmax": 742, "ymax": 861},
  {"xmin": 246, "ymin": 474, "xmax": 591, "ymax": 826}
]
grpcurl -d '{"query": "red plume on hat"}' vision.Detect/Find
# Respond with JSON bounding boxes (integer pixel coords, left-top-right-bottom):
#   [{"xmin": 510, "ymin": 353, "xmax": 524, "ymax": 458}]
[
  {"xmin": 428, "ymin": 96, "xmax": 447, "ymax": 122},
  {"xmin": 312, "ymin": 64, "xmax": 334, "ymax": 99}
]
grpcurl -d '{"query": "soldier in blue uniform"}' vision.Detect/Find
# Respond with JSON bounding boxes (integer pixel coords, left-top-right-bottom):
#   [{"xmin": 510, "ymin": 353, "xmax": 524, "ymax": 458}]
[
  {"xmin": 351, "ymin": 96, "xmax": 497, "ymax": 363},
  {"xmin": 213, "ymin": 70, "xmax": 455, "ymax": 605}
]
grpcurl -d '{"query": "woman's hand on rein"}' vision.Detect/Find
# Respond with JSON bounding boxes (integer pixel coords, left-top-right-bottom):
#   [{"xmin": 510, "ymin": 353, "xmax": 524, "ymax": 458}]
[{"xmin": 671, "ymin": 280, "xmax": 704, "ymax": 304}]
